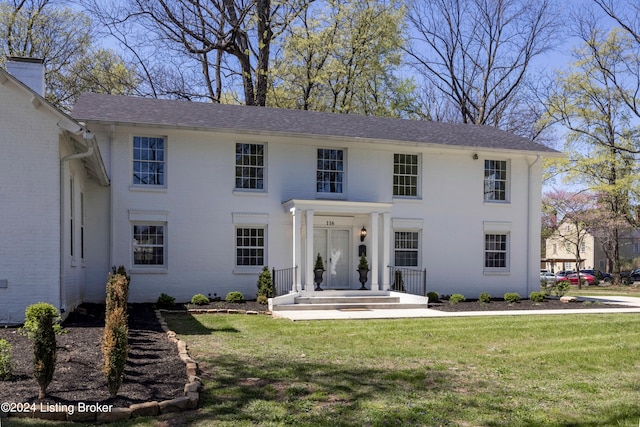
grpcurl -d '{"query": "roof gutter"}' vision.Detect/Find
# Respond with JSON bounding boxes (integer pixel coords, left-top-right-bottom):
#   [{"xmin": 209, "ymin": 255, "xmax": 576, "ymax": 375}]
[{"xmin": 58, "ymin": 122, "xmax": 95, "ymax": 318}]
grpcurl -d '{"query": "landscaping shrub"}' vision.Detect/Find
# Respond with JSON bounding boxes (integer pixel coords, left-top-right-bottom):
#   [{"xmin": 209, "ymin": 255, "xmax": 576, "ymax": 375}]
[
  {"xmin": 102, "ymin": 306, "xmax": 128, "ymax": 397},
  {"xmin": 157, "ymin": 293, "xmax": 176, "ymax": 306},
  {"xmin": 103, "ymin": 270, "xmax": 130, "ymax": 397},
  {"xmin": 226, "ymin": 291, "xmax": 245, "ymax": 303},
  {"xmin": 479, "ymin": 292, "xmax": 492, "ymax": 303},
  {"xmin": 23, "ymin": 302, "xmax": 61, "ymax": 338},
  {"xmin": 25, "ymin": 303, "xmax": 58, "ymax": 398},
  {"xmin": 554, "ymin": 280, "xmax": 570, "ymax": 297},
  {"xmin": 427, "ymin": 291, "xmax": 439, "ymax": 303},
  {"xmin": 191, "ymin": 294, "xmax": 210, "ymax": 305},
  {"xmin": 529, "ymin": 291, "xmax": 545, "ymax": 303},
  {"xmin": 257, "ymin": 295, "xmax": 269, "ymax": 305},
  {"xmin": 504, "ymin": 293, "xmax": 521, "ymax": 304},
  {"xmin": 257, "ymin": 266, "xmax": 275, "ymax": 299},
  {"xmin": 449, "ymin": 294, "xmax": 466, "ymax": 304},
  {"xmin": 0, "ymin": 339, "xmax": 13, "ymax": 381}
]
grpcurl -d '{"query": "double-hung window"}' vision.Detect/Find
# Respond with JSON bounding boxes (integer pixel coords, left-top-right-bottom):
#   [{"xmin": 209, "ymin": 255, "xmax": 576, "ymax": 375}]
[
  {"xmin": 236, "ymin": 227, "xmax": 265, "ymax": 266},
  {"xmin": 484, "ymin": 233, "xmax": 508, "ymax": 270},
  {"xmin": 484, "ymin": 160, "xmax": 508, "ymax": 201},
  {"xmin": 235, "ymin": 143, "xmax": 265, "ymax": 191},
  {"xmin": 317, "ymin": 148, "xmax": 344, "ymax": 195},
  {"xmin": 133, "ymin": 136, "xmax": 165, "ymax": 186},
  {"xmin": 133, "ymin": 224, "xmax": 165, "ymax": 266},
  {"xmin": 394, "ymin": 231, "xmax": 419, "ymax": 267},
  {"xmin": 393, "ymin": 154, "xmax": 419, "ymax": 198}
]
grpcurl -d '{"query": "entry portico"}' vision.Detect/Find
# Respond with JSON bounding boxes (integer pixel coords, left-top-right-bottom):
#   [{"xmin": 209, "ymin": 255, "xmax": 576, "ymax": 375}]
[{"xmin": 283, "ymin": 199, "xmax": 393, "ymax": 292}]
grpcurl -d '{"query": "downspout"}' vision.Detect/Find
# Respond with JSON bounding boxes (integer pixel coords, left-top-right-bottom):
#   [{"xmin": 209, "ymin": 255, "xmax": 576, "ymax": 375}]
[
  {"xmin": 527, "ymin": 155, "xmax": 541, "ymax": 297},
  {"xmin": 59, "ymin": 123, "xmax": 95, "ymax": 316}
]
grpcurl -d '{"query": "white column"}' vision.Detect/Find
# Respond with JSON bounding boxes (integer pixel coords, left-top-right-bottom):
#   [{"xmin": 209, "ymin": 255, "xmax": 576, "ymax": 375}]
[
  {"xmin": 305, "ymin": 209, "xmax": 315, "ymax": 291},
  {"xmin": 382, "ymin": 212, "xmax": 391, "ymax": 290},
  {"xmin": 370, "ymin": 212, "xmax": 379, "ymax": 290},
  {"xmin": 291, "ymin": 207, "xmax": 302, "ymax": 292}
]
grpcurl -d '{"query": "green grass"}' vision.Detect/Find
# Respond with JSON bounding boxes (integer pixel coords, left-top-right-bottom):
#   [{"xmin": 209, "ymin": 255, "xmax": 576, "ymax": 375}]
[
  {"xmin": 7, "ymin": 313, "xmax": 637, "ymax": 427},
  {"xmin": 144, "ymin": 312, "xmax": 640, "ymax": 427},
  {"xmin": 569, "ymin": 284, "xmax": 640, "ymax": 298}
]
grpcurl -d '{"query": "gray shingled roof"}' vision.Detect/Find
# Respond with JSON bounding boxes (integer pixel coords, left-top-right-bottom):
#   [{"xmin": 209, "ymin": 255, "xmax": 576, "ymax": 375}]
[{"xmin": 72, "ymin": 93, "xmax": 558, "ymax": 154}]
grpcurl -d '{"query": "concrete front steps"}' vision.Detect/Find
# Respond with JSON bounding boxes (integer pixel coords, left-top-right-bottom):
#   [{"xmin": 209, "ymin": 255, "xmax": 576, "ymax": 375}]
[{"xmin": 271, "ymin": 290, "xmax": 429, "ymax": 312}]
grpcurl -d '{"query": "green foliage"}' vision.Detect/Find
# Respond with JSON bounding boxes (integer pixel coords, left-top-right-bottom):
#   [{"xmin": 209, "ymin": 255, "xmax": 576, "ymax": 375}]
[
  {"xmin": 449, "ymin": 294, "xmax": 466, "ymax": 304},
  {"xmin": 392, "ymin": 270, "xmax": 406, "ymax": 292},
  {"xmin": 529, "ymin": 291, "xmax": 545, "ymax": 303},
  {"xmin": 23, "ymin": 302, "xmax": 61, "ymax": 339},
  {"xmin": 102, "ymin": 306, "xmax": 128, "ymax": 397},
  {"xmin": 479, "ymin": 292, "xmax": 492, "ymax": 303},
  {"xmin": 504, "ymin": 293, "xmax": 521, "ymax": 304},
  {"xmin": 314, "ymin": 253, "xmax": 324, "ymax": 270},
  {"xmin": 226, "ymin": 291, "xmax": 245, "ymax": 303},
  {"xmin": 106, "ymin": 271, "xmax": 129, "ymax": 315},
  {"xmin": 0, "ymin": 339, "xmax": 13, "ymax": 381},
  {"xmin": 257, "ymin": 295, "xmax": 269, "ymax": 305},
  {"xmin": 26, "ymin": 304, "xmax": 57, "ymax": 398},
  {"xmin": 426, "ymin": 291, "xmax": 439, "ymax": 303},
  {"xmin": 191, "ymin": 294, "xmax": 210, "ymax": 305},
  {"xmin": 554, "ymin": 280, "xmax": 571, "ymax": 297},
  {"xmin": 358, "ymin": 255, "xmax": 369, "ymax": 270},
  {"xmin": 257, "ymin": 266, "xmax": 275, "ymax": 299},
  {"xmin": 157, "ymin": 293, "xmax": 176, "ymax": 306}
]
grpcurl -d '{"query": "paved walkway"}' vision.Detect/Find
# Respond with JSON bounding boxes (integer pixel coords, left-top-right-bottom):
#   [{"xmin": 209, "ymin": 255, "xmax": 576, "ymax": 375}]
[{"xmin": 271, "ymin": 296, "xmax": 640, "ymax": 321}]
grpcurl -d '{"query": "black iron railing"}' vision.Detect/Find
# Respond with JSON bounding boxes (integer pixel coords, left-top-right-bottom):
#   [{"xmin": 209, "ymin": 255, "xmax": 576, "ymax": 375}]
[
  {"xmin": 389, "ymin": 266, "xmax": 427, "ymax": 296},
  {"xmin": 272, "ymin": 266, "xmax": 298, "ymax": 296}
]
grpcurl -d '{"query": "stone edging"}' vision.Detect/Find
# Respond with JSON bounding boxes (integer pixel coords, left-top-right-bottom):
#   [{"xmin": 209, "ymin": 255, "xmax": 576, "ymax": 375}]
[{"xmin": 0, "ymin": 310, "xmax": 201, "ymax": 423}]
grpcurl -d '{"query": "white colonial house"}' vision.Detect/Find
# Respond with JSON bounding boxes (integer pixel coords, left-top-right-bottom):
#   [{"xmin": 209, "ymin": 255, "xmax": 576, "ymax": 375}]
[{"xmin": 0, "ymin": 58, "xmax": 559, "ymax": 323}]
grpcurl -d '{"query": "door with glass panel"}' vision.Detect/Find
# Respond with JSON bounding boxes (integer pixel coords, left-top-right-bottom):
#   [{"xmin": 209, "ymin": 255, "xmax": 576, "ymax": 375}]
[{"xmin": 313, "ymin": 229, "xmax": 351, "ymax": 288}]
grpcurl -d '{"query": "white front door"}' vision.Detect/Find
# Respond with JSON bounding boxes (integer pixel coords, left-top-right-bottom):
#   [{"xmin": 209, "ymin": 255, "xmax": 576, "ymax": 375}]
[{"xmin": 314, "ymin": 228, "xmax": 351, "ymax": 288}]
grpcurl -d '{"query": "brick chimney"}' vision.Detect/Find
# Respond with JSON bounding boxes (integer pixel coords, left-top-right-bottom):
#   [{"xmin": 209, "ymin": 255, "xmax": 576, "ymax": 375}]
[{"xmin": 5, "ymin": 57, "xmax": 45, "ymax": 96}]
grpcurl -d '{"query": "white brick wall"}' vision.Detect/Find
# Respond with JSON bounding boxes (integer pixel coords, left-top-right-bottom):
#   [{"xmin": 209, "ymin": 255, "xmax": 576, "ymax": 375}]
[{"xmin": 0, "ymin": 82, "xmax": 61, "ymax": 323}]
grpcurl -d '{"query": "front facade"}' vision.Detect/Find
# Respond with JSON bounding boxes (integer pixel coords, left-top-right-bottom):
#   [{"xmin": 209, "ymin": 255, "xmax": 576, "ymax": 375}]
[
  {"xmin": 72, "ymin": 93, "xmax": 556, "ymax": 305},
  {"xmin": 0, "ymin": 65, "xmax": 558, "ymax": 323}
]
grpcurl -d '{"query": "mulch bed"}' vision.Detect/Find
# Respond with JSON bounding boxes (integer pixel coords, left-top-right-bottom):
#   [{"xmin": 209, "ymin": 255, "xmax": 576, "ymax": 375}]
[
  {"xmin": 0, "ymin": 303, "xmax": 186, "ymax": 408},
  {"xmin": 429, "ymin": 297, "xmax": 631, "ymax": 312}
]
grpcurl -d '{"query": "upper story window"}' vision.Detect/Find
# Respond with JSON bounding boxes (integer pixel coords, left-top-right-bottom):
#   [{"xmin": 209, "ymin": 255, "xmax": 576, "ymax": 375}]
[
  {"xmin": 393, "ymin": 154, "xmax": 419, "ymax": 198},
  {"xmin": 484, "ymin": 160, "xmax": 508, "ymax": 202},
  {"xmin": 235, "ymin": 143, "xmax": 265, "ymax": 191},
  {"xmin": 317, "ymin": 148, "xmax": 344, "ymax": 195},
  {"xmin": 133, "ymin": 136, "xmax": 165, "ymax": 186}
]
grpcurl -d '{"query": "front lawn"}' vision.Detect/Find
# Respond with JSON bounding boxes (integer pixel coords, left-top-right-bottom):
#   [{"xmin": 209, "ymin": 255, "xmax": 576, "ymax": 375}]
[{"xmin": 158, "ymin": 312, "xmax": 640, "ymax": 426}]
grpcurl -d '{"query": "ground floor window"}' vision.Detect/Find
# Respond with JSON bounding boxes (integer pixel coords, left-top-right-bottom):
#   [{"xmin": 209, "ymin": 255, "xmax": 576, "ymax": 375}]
[
  {"xmin": 133, "ymin": 224, "xmax": 165, "ymax": 266},
  {"xmin": 484, "ymin": 233, "xmax": 508, "ymax": 269},
  {"xmin": 236, "ymin": 227, "xmax": 265, "ymax": 266},
  {"xmin": 394, "ymin": 231, "xmax": 419, "ymax": 267}
]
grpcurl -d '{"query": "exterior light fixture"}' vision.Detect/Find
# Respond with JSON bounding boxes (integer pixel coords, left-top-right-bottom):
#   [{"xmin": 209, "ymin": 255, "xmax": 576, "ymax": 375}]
[
  {"xmin": 360, "ymin": 226, "xmax": 367, "ymax": 242},
  {"xmin": 473, "ymin": 153, "xmax": 479, "ymax": 160}
]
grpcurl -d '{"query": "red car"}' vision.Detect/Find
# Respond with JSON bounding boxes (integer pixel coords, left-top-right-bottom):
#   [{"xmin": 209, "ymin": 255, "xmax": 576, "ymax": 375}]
[{"xmin": 565, "ymin": 273, "xmax": 596, "ymax": 285}]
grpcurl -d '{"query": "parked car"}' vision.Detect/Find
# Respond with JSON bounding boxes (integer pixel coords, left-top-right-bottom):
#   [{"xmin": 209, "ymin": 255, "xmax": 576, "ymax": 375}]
[
  {"xmin": 579, "ymin": 269, "xmax": 611, "ymax": 283},
  {"xmin": 621, "ymin": 269, "xmax": 640, "ymax": 283},
  {"xmin": 566, "ymin": 273, "xmax": 596, "ymax": 286},
  {"xmin": 555, "ymin": 270, "xmax": 574, "ymax": 279},
  {"xmin": 540, "ymin": 272, "xmax": 560, "ymax": 285}
]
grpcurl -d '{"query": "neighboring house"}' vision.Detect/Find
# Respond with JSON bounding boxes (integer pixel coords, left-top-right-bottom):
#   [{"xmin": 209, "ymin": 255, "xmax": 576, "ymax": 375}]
[
  {"xmin": 545, "ymin": 224, "xmax": 640, "ymax": 273},
  {"xmin": 1, "ymin": 59, "xmax": 559, "ymax": 323},
  {"xmin": 0, "ymin": 58, "xmax": 109, "ymax": 324}
]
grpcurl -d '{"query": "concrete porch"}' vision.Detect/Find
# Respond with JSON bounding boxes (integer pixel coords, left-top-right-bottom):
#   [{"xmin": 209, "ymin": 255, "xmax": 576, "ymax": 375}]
[{"xmin": 270, "ymin": 290, "xmax": 429, "ymax": 319}]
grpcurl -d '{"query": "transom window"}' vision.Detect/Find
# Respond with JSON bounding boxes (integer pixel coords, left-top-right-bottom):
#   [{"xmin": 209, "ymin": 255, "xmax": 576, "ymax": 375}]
[
  {"xmin": 235, "ymin": 143, "xmax": 265, "ymax": 190},
  {"xmin": 484, "ymin": 160, "xmax": 507, "ymax": 201},
  {"xmin": 236, "ymin": 228, "xmax": 265, "ymax": 266},
  {"xmin": 133, "ymin": 224, "xmax": 165, "ymax": 266},
  {"xmin": 485, "ymin": 233, "xmax": 507, "ymax": 269},
  {"xmin": 393, "ymin": 154, "xmax": 419, "ymax": 197},
  {"xmin": 317, "ymin": 148, "xmax": 344, "ymax": 194},
  {"xmin": 133, "ymin": 136, "xmax": 165, "ymax": 186},
  {"xmin": 394, "ymin": 231, "xmax": 419, "ymax": 267}
]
